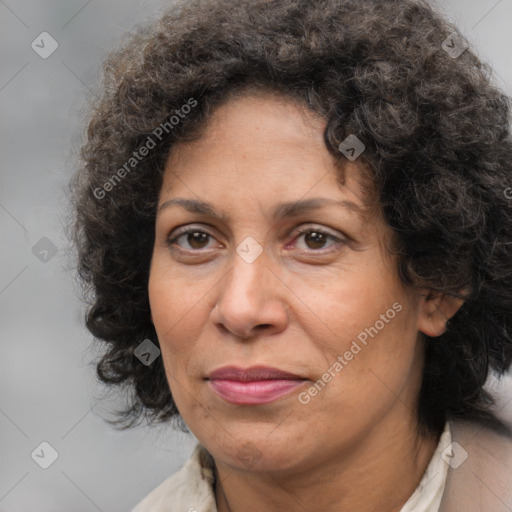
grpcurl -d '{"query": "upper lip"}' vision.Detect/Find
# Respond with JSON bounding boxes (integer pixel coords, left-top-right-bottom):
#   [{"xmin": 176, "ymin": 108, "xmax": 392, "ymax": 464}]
[{"xmin": 206, "ymin": 365, "xmax": 305, "ymax": 382}]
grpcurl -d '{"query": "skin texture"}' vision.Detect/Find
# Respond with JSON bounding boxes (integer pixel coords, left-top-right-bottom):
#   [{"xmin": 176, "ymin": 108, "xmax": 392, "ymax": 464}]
[{"xmin": 148, "ymin": 93, "xmax": 464, "ymax": 512}]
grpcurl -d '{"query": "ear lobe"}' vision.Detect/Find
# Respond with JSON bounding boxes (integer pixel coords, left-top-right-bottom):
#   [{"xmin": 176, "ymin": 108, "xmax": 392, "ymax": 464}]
[{"xmin": 417, "ymin": 290, "xmax": 466, "ymax": 338}]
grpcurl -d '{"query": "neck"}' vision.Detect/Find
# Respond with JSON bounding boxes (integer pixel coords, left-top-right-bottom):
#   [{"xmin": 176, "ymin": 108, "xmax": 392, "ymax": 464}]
[{"xmin": 214, "ymin": 415, "xmax": 441, "ymax": 512}]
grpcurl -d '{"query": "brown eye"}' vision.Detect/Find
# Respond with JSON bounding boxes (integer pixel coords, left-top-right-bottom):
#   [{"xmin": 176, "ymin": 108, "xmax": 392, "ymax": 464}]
[
  {"xmin": 291, "ymin": 226, "xmax": 345, "ymax": 253},
  {"xmin": 303, "ymin": 231, "xmax": 329, "ymax": 250},
  {"xmin": 185, "ymin": 232, "xmax": 210, "ymax": 249},
  {"xmin": 167, "ymin": 227, "xmax": 218, "ymax": 251}
]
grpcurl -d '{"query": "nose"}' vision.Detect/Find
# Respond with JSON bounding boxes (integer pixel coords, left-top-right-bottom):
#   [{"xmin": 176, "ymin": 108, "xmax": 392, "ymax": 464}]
[{"xmin": 210, "ymin": 250, "xmax": 289, "ymax": 340}]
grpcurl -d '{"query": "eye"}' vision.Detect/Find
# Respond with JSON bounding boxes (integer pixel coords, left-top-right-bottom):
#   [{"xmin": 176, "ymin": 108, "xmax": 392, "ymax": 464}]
[
  {"xmin": 166, "ymin": 224, "xmax": 346, "ymax": 255},
  {"xmin": 167, "ymin": 226, "xmax": 219, "ymax": 251},
  {"xmin": 289, "ymin": 225, "xmax": 345, "ymax": 252}
]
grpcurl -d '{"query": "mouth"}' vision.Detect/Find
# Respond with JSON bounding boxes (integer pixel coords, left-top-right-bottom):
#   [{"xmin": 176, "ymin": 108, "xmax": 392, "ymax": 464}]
[{"xmin": 206, "ymin": 365, "xmax": 308, "ymax": 405}]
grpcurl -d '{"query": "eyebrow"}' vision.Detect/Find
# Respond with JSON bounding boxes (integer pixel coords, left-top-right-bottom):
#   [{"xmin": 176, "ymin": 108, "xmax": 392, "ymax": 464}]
[{"xmin": 157, "ymin": 197, "xmax": 366, "ymax": 221}]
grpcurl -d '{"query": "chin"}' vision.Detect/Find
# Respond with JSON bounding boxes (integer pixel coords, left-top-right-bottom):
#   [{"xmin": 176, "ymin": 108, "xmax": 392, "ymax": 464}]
[{"xmin": 203, "ymin": 429, "xmax": 306, "ymax": 473}]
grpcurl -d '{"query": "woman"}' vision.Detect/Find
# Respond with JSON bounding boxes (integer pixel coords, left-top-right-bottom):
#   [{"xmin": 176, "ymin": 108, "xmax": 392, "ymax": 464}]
[{"xmin": 70, "ymin": 0, "xmax": 512, "ymax": 510}]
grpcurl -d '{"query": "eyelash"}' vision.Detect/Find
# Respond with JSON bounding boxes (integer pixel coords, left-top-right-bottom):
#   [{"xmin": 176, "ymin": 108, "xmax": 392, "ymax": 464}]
[
  {"xmin": 166, "ymin": 225, "xmax": 346, "ymax": 254},
  {"xmin": 166, "ymin": 226, "xmax": 217, "ymax": 251}
]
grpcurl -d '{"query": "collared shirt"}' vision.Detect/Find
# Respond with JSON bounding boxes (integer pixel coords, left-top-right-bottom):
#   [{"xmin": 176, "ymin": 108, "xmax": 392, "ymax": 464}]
[
  {"xmin": 132, "ymin": 422, "xmax": 453, "ymax": 512},
  {"xmin": 400, "ymin": 421, "xmax": 451, "ymax": 512}
]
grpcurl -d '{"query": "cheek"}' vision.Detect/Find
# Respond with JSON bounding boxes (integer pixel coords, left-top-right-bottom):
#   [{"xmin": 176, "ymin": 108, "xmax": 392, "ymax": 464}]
[
  {"xmin": 299, "ymin": 272, "xmax": 419, "ymax": 409},
  {"xmin": 148, "ymin": 257, "xmax": 219, "ymax": 393},
  {"xmin": 148, "ymin": 270, "xmax": 202, "ymax": 414},
  {"xmin": 317, "ymin": 302, "xmax": 420, "ymax": 417},
  {"xmin": 290, "ymin": 263, "xmax": 406, "ymax": 351},
  {"xmin": 148, "ymin": 261, "xmax": 197, "ymax": 359},
  {"xmin": 149, "ymin": 253, "xmax": 201, "ymax": 329}
]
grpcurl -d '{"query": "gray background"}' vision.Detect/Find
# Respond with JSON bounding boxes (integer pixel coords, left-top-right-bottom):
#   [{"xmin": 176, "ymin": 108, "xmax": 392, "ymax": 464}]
[{"xmin": 1, "ymin": 0, "xmax": 511, "ymax": 510}]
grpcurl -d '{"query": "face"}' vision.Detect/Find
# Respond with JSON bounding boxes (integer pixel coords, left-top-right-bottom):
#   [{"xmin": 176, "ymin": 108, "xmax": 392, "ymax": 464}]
[{"xmin": 148, "ymin": 93, "xmax": 428, "ymax": 473}]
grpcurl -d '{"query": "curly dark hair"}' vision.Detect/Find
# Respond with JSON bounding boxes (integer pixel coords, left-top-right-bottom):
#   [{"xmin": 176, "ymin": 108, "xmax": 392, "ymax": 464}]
[{"xmin": 69, "ymin": 0, "xmax": 512, "ymax": 436}]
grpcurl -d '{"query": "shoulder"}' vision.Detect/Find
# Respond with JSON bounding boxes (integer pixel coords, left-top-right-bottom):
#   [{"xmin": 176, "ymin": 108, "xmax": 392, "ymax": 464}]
[
  {"xmin": 131, "ymin": 444, "xmax": 217, "ymax": 512},
  {"xmin": 439, "ymin": 419, "xmax": 512, "ymax": 512}
]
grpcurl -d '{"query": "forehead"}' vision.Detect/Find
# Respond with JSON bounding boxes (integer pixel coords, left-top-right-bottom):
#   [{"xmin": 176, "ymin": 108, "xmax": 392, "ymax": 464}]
[
  {"xmin": 165, "ymin": 93, "xmax": 330, "ymax": 172},
  {"xmin": 158, "ymin": 93, "xmax": 379, "ymax": 224}
]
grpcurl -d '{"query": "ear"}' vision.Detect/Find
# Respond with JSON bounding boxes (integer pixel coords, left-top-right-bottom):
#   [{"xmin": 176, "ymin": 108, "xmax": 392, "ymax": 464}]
[{"xmin": 417, "ymin": 289, "xmax": 466, "ymax": 338}]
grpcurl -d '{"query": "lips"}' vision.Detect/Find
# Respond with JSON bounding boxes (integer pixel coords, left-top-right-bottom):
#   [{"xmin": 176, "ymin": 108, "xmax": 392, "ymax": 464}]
[
  {"xmin": 206, "ymin": 365, "xmax": 307, "ymax": 405},
  {"xmin": 207, "ymin": 365, "xmax": 304, "ymax": 381}
]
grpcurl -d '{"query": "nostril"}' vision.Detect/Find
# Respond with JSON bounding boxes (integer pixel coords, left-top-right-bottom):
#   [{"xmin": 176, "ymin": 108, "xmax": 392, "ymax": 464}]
[{"xmin": 256, "ymin": 324, "xmax": 272, "ymax": 330}]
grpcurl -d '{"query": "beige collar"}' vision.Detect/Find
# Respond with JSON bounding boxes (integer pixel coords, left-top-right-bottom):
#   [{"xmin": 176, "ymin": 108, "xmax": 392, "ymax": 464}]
[{"xmin": 131, "ymin": 419, "xmax": 512, "ymax": 512}]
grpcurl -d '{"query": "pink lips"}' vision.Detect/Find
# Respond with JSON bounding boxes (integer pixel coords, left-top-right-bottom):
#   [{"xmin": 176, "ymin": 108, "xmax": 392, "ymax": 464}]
[{"xmin": 206, "ymin": 365, "xmax": 307, "ymax": 405}]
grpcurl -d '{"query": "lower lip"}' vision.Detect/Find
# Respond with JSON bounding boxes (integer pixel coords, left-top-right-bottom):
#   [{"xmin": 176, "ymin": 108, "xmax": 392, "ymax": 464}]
[{"xmin": 208, "ymin": 379, "xmax": 307, "ymax": 405}]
